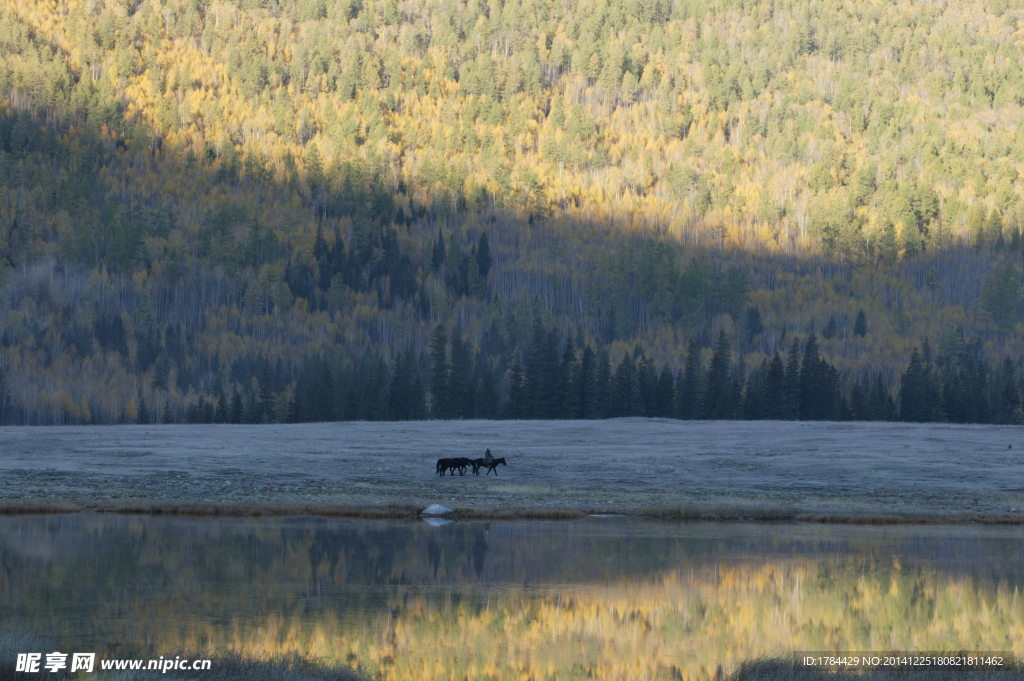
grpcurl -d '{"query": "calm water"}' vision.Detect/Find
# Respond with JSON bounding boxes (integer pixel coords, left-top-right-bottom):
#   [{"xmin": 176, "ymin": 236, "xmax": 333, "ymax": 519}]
[{"xmin": 1, "ymin": 515, "xmax": 1022, "ymax": 680}]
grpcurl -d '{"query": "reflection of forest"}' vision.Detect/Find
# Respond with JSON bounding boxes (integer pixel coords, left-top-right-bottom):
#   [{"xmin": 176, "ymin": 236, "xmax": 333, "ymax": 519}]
[{"xmin": 1, "ymin": 516, "xmax": 1022, "ymax": 681}]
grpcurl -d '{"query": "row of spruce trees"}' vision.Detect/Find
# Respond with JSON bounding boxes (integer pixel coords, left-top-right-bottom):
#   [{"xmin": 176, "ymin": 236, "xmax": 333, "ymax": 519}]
[{"xmin": 134, "ymin": 319, "xmax": 1024, "ymax": 426}]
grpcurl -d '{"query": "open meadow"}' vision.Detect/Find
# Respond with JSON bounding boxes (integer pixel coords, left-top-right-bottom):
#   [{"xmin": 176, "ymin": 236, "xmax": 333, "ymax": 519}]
[{"xmin": 1, "ymin": 419, "xmax": 1022, "ymax": 521}]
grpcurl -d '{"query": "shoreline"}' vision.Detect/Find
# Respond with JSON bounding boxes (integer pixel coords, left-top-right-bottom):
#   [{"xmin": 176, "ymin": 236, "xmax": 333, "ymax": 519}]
[{"xmin": 1, "ymin": 498, "xmax": 1023, "ymax": 524}]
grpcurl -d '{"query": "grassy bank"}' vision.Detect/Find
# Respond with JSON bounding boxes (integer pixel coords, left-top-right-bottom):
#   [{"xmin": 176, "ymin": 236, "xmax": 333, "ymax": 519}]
[{"xmin": 3, "ymin": 498, "xmax": 1024, "ymax": 524}]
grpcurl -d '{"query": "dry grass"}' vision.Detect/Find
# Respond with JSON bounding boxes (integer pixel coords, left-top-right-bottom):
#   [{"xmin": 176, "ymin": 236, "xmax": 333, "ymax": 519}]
[
  {"xmin": 639, "ymin": 503, "xmax": 1024, "ymax": 525},
  {"xmin": 91, "ymin": 500, "xmax": 424, "ymax": 518},
  {"xmin": 4, "ymin": 499, "xmax": 1024, "ymax": 523},
  {"xmin": 0, "ymin": 500, "xmax": 425, "ymax": 518},
  {"xmin": 640, "ymin": 503, "xmax": 799, "ymax": 521},
  {"xmin": 452, "ymin": 506, "xmax": 587, "ymax": 520},
  {"xmin": 0, "ymin": 501, "xmax": 81, "ymax": 515}
]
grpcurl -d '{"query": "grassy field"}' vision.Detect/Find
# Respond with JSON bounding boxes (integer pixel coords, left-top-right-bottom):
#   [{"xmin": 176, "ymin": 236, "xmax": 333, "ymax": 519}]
[{"xmin": 1, "ymin": 419, "xmax": 1022, "ymax": 521}]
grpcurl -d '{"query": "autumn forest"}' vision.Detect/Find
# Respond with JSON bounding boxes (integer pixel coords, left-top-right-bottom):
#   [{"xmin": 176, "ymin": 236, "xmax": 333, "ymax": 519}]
[{"xmin": 1, "ymin": 0, "xmax": 1023, "ymax": 424}]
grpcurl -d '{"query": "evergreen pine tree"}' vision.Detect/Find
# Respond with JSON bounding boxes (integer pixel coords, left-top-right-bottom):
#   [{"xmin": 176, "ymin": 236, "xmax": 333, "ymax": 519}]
[
  {"xmin": 639, "ymin": 356, "xmax": 658, "ymax": 416},
  {"xmin": 764, "ymin": 353, "xmax": 786, "ymax": 420},
  {"xmin": 704, "ymin": 330, "xmax": 733, "ymax": 419},
  {"xmin": 523, "ymin": 316, "xmax": 548, "ymax": 417},
  {"xmin": 655, "ymin": 365, "xmax": 675, "ymax": 418},
  {"xmin": 243, "ymin": 392, "xmax": 260, "ymax": 424},
  {"xmin": 998, "ymin": 357, "xmax": 1021, "ymax": 423},
  {"xmin": 258, "ymin": 357, "xmax": 275, "ymax": 423},
  {"xmin": 729, "ymin": 358, "xmax": 745, "ymax": 420},
  {"xmin": 849, "ymin": 377, "xmax": 867, "ymax": 421},
  {"xmin": 745, "ymin": 306, "xmax": 764, "ymax": 344},
  {"xmin": 823, "ymin": 316, "xmax": 837, "ymax": 339},
  {"xmin": 215, "ymin": 384, "xmax": 228, "ymax": 423},
  {"xmin": 899, "ymin": 348, "xmax": 927, "ymax": 421},
  {"xmin": 611, "ymin": 353, "xmax": 637, "ymax": 417},
  {"xmin": 477, "ymin": 367, "xmax": 500, "ymax": 419},
  {"xmin": 287, "ymin": 393, "xmax": 301, "ymax": 423},
  {"xmin": 743, "ymin": 360, "xmax": 767, "ymax": 419},
  {"xmin": 448, "ymin": 335, "xmax": 473, "ymax": 418},
  {"xmin": 388, "ymin": 352, "xmax": 409, "ymax": 420},
  {"xmin": 136, "ymin": 391, "xmax": 149, "ymax": 425},
  {"xmin": 314, "ymin": 224, "xmax": 331, "ymax": 290},
  {"xmin": 673, "ymin": 369, "xmax": 686, "ymax": 419},
  {"xmin": 577, "ymin": 345, "xmax": 598, "ymax": 419},
  {"xmin": 151, "ymin": 354, "xmax": 170, "ymax": 390},
  {"xmin": 800, "ymin": 333, "xmax": 831, "ymax": 419},
  {"xmin": 432, "ymin": 228, "xmax": 446, "ymax": 270},
  {"xmin": 678, "ymin": 340, "xmax": 702, "ymax": 420},
  {"xmin": 505, "ymin": 352, "xmax": 527, "ymax": 419},
  {"xmin": 870, "ymin": 374, "xmax": 896, "ymax": 421},
  {"xmin": 560, "ymin": 337, "xmax": 579, "ymax": 418},
  {"xmin": 783, "ymin": 337, "xmax": 802, "ymax": 419},
  {"xmin": 475, "ymin": 232, "xmax": 492, "ymax": 279},
  {"xmin": 367, "ymin": 356, "xmax": 389, "ymax": 420},
  {"xmin": 0, "ymin": 367, "xmax": 8, "ymax": 425},
  {"xmin": 410, "ymin": 373, "xmax": 427, "ymax": 419},
  {"xmin": 535, "ymin": 330, "xmax": 562, "ymax": 418},
  {"xmin": 595, "ymin": 349, "xmax": 612, "ymax": 418},
  {"xmin": 429, "ymin": 324, "xmax": 449, "ymax": 418},
  {"xmin": 230, "ymin": 388, "xmax": 243, "ymax": 424},
  {"xmin": 854, "ymin": 309, "xmax": 867, "ymax": 337}
]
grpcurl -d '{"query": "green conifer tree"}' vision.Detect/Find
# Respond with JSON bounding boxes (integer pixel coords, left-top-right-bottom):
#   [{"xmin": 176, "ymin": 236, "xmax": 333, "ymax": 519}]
[
  {"xmin": 704, "ymin": 330, "xmax": 733, "ymax": 419},
  {"xmin": 678, "ymin": 340, "xmax": 702, "ymax": 420},
  {"xmin": 429, "ymin": 325, "xmax": 449, "ymax": 418},
  {"xmin": 764, "ymin": 353, "xmax": 786, "ymax": 420},
  {"xmin": 854, "ymin": 310, "xmax": 867, "ymax": 337}
]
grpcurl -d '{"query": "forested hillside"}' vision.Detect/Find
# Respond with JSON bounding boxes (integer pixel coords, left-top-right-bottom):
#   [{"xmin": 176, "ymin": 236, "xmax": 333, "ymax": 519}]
[{"xmin": 0, "ymin": 0, "xmax": 1022, "ymax": 424}]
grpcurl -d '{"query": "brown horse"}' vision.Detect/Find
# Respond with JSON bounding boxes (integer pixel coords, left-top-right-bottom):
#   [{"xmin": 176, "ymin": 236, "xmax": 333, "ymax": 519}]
[
  {"xmin": 436, "ymin": 457, "xmax": 472, "ymax": 476},
  {"xmin": 480, "ymin": 457, "xmax": 506, "ymax": 475}
]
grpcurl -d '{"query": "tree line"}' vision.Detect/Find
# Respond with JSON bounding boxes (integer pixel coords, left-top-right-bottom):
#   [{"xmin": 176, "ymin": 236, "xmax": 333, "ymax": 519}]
[{"xmin": 125, "ymin": 320, "xmax": 1022, "ymax": 427}]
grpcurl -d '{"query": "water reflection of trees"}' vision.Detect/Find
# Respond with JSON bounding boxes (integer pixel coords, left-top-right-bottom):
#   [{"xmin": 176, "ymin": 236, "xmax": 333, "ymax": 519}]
[{"xmin": 1, "ymin": 516, "xmax": 1022, "ymax": 680}]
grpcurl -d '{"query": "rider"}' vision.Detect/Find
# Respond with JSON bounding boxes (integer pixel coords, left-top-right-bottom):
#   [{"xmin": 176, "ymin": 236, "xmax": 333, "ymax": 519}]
[{"xmin": 484, "ymin": 448, "xmax": 493, "ymax": 466}]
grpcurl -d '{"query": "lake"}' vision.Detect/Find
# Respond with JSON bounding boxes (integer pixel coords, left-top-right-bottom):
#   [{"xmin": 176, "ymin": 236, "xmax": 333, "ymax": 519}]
[{"xmin": 1, "ymin": 515, "xmax": 1022, "ymax": 680}]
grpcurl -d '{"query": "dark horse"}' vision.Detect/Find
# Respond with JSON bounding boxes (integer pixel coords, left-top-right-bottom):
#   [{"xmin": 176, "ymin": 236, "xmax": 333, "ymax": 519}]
[
  {"xmin": 436, "ymin": 457, "xmax": 472, "ymax": 476},
  {"xmin": 479, "ymin": 457, "xmax": 506, "ymax": 475}
]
